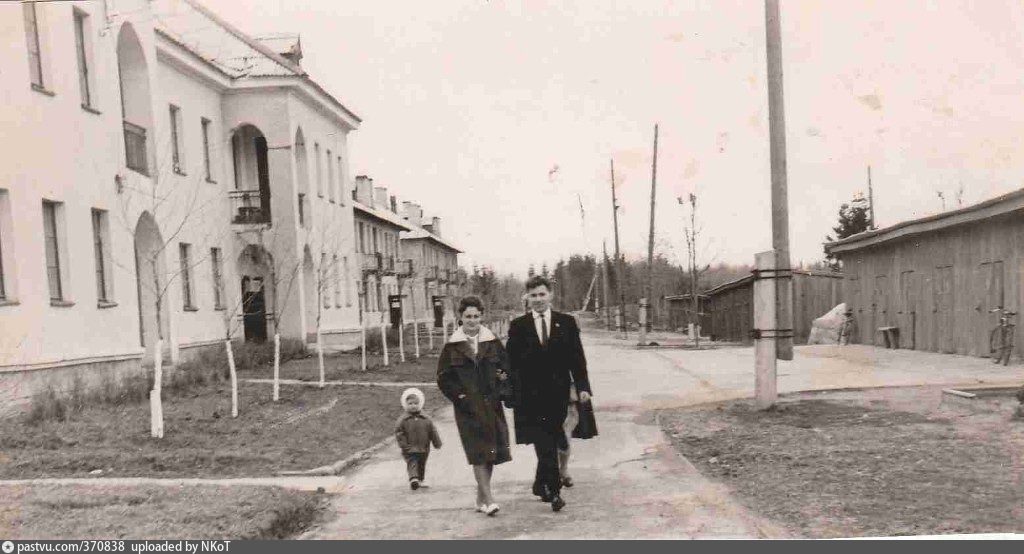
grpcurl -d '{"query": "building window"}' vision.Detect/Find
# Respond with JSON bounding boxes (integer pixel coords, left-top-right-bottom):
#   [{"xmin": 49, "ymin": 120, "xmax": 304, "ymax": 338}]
[
  {"xmin": 314, "ymin": 143, "xmax": 323, "ymax": 197},
  {"xmin": 179, "ymin": 243, "xmax": 195, "ymax": 309},
  {"xmin": 337, "ymin": 157, "xmax": 345, "ymax": 206},
  {"xmin": 211, "ymin": 247, "xmax": 224, "ymax": 310},
  {"xmin": 91, "ymin": 209, "xmax": 112, "ymax": 304},
  {"xmin": 297, "ymin": 193, "xmax": 306, "ymax": 227},
  {"xmin": 343, "ymin": 257, "xmax": 351, "ymax": 307},
  {"xmin": 372, "ymin": 227, "xmax": 379, "ymax": 254},
  {"xmin": 357, "ymin": 222, "xmax": 365, "ymax": 253},
  {"xmin": 201, "ymin": 117, "xmax": 214, "ymax": 182},
  {"xmin": 326, "ymin": 149, "xmax": 335, "ymax": 202},
  {"xmin": 74, "ymin": 9, "xmax": 94, "ymax": 109},
  {"xmin": 333, "ymin": 255, "xmax": 341, "ymax": 307},
  {"xmin": 23, "ymin": 2, "xmax": 45, "ymax": 89},
  {"xmin": 0, "ymin": 190, "xmax": 10, "ymax": 302},
  {"xmin": 169, "ymin": 104, "xmax": 185, "ymax": 174},
  {"xmin": 42, "ymin": 201, "xmax": 64, "ymax": 301}
]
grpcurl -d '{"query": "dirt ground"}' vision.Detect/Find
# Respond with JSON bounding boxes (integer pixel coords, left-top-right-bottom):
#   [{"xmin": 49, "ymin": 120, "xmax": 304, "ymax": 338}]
[
  {"xmin": 659, "ymin": 386, "xmax": 1024, "ymax": 538},
  {"xmin": 241, "ymin": 351, "xmax": 441, "ymax": 383},
  {"xmin": 0, "ymin": 380, "xmax": 445, "ymax": 479},
  {"xmin": 0, "ymin": 483, "xmax": 325, "ymax": 539}
]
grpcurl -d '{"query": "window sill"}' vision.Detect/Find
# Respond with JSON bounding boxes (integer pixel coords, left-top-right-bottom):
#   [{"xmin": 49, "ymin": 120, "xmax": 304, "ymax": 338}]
[
  {"xmin": 128, "ymin": 166, "xmax": 150, "ymax": 178},
  {"xmin": 97, "ymin": 301, "xmax": 118, "ymax": 309},
  {"xmin": 183, "ymin": 306, "xmax": 199, "ymax": 312},
  {"xmin": 173, "ymin": 168, "xmax": 187, "ymax": 177},
  {"xmin": 0, "ymin": 299, "xmax": 20, "ymax": 308},
  {"xmin": 205, "ymin": 178, "xmax": 217, "ymax": 184},
  {"xmin": 50, "ymin": 300, "xmax": 75, "ymax": 308},
  {"xmin": 31, "ymin": 84, "xmax": 55, "ymax": 97},
  {"xmin": 82, "ymin": 104, "xmax": 101, "ymax": 115},
  {"xmin": 214, "ymin": 306, "xmax": 226, "ymax": 311}
]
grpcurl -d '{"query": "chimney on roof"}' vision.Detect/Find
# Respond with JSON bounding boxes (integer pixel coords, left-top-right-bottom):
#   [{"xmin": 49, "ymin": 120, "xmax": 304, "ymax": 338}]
[
  {"xmin": 373, "ymin": 187, "xmax": 388, "ymax": 210},
  {"xmin": 354, "ymin": 175, "xmax": 373, "ymax": 205},
  {"xmin": 402, "ymin": 201, "xmax": 422, "ymax": 227},
  {"xmin": 423, "ymin": 216, "xmax": 441, "ymax": 237},
  {"xmin": 390, "ymin": 195, "xmax": 398, "ymax": 213},
  {"xmin": 256, "ymin": 34, "xmax": 303, "ymax": 67}
]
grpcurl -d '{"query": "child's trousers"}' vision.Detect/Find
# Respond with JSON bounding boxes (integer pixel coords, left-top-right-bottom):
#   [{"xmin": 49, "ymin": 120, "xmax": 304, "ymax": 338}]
[{"xmin": 404, "ymin": 452, "xmax": 429, "ymax": 481}]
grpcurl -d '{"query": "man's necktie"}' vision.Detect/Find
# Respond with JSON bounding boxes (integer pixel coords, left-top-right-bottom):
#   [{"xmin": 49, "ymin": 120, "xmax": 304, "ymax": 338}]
[{"xmin": 540, "ymin": 314, "xmax": 549, "ymax": 346}]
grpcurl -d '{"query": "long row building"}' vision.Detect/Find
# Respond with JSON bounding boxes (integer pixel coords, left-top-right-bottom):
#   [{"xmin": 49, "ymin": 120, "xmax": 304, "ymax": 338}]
[{"xmin": 0, "ymin": 0, "xmax": 462, "ymax": 407}]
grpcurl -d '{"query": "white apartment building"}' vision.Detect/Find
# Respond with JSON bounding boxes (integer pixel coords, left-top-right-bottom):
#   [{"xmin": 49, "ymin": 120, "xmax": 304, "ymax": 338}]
[
  {"xmin": 0, "ymin": 0, "xmax": 362, "ymax": 408},
  {"xmin": 398, "ymin": 204, "xmax": 464, "ymax": 326}
]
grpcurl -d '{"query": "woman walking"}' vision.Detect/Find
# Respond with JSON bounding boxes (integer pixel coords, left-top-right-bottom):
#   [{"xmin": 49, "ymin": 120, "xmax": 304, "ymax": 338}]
[{"xmin": 437, "ymin": 296, "xmax": 512, "ymax": 515}]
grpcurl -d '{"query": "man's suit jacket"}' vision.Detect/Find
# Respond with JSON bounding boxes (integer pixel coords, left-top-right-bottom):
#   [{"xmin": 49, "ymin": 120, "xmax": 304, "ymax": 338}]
[{"xmin": 506, "ymin": 310, "xmax": 591, "ymax": 445}]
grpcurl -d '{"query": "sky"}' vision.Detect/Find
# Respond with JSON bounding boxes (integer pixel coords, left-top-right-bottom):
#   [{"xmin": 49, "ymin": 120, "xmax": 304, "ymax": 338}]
[{"xmin": 201, "ymin": 0, "xmax": 1024, "ymax": 276}]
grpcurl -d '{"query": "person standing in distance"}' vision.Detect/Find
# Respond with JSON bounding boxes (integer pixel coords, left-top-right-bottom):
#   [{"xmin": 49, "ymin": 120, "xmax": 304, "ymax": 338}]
[{"xmin": 506, "ymin": 275, "xmax": 592, "ymax": 512}]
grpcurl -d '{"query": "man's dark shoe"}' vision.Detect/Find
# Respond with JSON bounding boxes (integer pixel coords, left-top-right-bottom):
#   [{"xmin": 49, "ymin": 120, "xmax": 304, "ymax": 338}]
[
  {"xmin": 561, "ymin": 476, "xmax": 574, "ymax": 488},
  {"xmin": 551, "ymin": 494, "xmax": 565, "ymax": 512}
]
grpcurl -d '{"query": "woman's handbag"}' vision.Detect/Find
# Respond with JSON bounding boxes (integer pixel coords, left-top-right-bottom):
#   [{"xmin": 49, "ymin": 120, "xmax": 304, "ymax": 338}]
[{"xmin": 497, "ymin": 369, "xmax": 516, "ymax": 406}]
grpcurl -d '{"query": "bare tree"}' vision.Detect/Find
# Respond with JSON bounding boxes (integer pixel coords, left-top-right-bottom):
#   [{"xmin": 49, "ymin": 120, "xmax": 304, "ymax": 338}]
[{"xmin": 679, "ymin": 193, "xmax": 713, "ymax": 348}]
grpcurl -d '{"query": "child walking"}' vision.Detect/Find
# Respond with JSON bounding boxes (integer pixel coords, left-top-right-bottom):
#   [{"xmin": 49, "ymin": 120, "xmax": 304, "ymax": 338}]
[{"xmin": 395, "ymin": 387, "xmax": 442, "ymax": 490}]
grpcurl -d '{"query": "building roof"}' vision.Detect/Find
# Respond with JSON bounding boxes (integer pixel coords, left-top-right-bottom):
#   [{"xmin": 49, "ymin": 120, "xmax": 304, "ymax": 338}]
[
  {"xmin": 152, "ymin": 0, "xmax": 361, "ymax": 123},
  {"xmin": 400, "ymin": 227, "xmax": 464, "ymax": 254},
  {"xmin": 352, "ymin": 201, "xmax": 414, "ymax": 232},
  {"xmin": 703, "ymin": 269, "xmax": 842, "ymax": 297},
  {"xmin": 825, "ymin": 187, "xmax": 1024, "ymax": 255},
  {"xmin": 665, "ymin": 293, "xmax": 709, "ymax": 301}
]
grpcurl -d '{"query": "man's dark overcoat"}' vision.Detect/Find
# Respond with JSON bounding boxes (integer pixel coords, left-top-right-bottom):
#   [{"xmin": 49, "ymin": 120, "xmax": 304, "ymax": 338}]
[{"xmin": 506, "ymin": 311, "xmax": 592, "ymax": 445}]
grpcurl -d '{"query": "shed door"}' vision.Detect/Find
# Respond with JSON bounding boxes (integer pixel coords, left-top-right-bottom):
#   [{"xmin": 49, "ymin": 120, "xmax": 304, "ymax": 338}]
[
  {"xmin": 936, "ymin": 266, "xmax": 955, "ymax": 353},
  {"xmin": 899, "ymin": 270, "xmax": 916, "ymax": 349}
]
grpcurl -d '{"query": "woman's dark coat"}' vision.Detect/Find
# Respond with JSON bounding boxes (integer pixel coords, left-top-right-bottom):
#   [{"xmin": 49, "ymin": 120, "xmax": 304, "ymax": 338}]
[
  {"xmin": 436, "ymin": 327, "xmax": 511, "ymax": 466},
  {"xmin": 506, "ymin": 311, "xmax": 592, "ymax": 445}
]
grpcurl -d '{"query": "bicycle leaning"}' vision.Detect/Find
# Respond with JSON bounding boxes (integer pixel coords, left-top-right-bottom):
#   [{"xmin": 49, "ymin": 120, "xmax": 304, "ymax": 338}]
[
  {"xmin": 988, "ymin": 306, "xmax": 1017, "ymax": 366},
  {"xmin": 837, "ymin": 309, "xmax": 856, "ymax": 346}
]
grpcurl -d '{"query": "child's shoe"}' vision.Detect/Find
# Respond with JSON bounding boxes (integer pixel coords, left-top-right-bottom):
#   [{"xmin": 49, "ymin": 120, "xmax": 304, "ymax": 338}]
[{"xmin": 410, "ymin": 479, "xmax": 420, "ymax": 490}]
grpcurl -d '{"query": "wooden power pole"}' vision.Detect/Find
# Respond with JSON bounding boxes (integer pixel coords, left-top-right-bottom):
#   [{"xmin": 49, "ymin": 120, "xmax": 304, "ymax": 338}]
[
  {"xmin": 765, "ymin": 0, "xmax": 794, "ymax": 364},
  {"xmin": 867, "ymin": 165, "xmax": 876, "ymax": 229},
  {"xmin": 610, "ymin": 159, "xmax": 626, "ymax": 338},
  {"xmin": 602, "ymin": 240, "xmax": 612, "ymax": 330},
  {"xmin": 641, "ymin": 124, "xmax": 659, "ymax": 346}
]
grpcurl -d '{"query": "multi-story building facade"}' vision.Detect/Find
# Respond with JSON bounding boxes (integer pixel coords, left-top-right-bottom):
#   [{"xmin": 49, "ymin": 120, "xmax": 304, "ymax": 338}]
[
  {"xmin": 351, "ymin": 176, "xmax": 413, "ymax": 326},
  {"xmin": 399, "ymin": 202, "xmax": 463, "ymax": 326},
  {"xmin": 0, "ymin": 0, "xmax": 362, "ymax": 408}
]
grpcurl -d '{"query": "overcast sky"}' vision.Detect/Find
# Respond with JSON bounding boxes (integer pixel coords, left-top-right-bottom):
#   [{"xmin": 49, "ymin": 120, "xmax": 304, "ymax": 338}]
[{"xmin": 202, "ymin": 0, "xmax": 1024, "ymax": 276}]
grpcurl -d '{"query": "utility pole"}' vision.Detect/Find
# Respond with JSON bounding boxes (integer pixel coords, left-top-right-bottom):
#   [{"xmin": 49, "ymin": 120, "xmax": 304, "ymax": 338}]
[
  {"xmin": 610, "ymin": 159, "xmax": 627, "ymax": 339},
  {"xmin": 602, "ymin": 240, "xmax": 612, "ymax": 330},
  {"xmin": 867, "ymin": 165, "xmax": 876, "ymax": 229},
  {"xmin": 641, "ymin": 124, "xmax": 659, "ymax": 346},
  {"xmin": 765, "ymin": 0, "xmax": 793, "ymax": 364}
]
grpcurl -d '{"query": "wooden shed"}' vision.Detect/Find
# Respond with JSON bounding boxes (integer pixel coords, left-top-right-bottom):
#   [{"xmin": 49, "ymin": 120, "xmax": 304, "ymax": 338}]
[
  {"xmin": 825, "ymin": 188, "xmax": 1024, "ymax": 359},
  {"xmin": 665, "ymin": 294, "xmax": 710, "ymax": 332},
  {"xmin": 704, "ymin": 270, "xmax": 843, "ymax": 344}
]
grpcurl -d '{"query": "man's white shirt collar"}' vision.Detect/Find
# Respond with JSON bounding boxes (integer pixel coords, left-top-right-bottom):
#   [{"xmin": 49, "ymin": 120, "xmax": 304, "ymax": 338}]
[{"xmin": 532, "ymin": 308, "xmax": 552, "ymax": 320}]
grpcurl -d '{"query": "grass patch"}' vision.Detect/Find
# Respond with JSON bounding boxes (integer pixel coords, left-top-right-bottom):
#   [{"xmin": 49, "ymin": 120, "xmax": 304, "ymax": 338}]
[
  {"xmin": 0, "ymin": 378, "xmax": 446, "ymax": 479},
  {"xmin": 1, "ymin": 483, "xmax": 326, "ymax": 539},
  {"xmin": 660, "ymin": 387, "xmax": 1024, "ymax": 538}
]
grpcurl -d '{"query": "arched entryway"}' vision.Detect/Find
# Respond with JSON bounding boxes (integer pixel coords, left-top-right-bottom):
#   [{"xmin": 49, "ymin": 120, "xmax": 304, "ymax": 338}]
[
  {"xmin": 134, "ymin": 212, "xmax": 169, "ymax": 365},
  {"xmin": 117, "ymin": 23, "xmax": 154, "ymax": 176},
  {"xmin": 237, "ymin": 244, "xmax": 275, "ymax": 342}
]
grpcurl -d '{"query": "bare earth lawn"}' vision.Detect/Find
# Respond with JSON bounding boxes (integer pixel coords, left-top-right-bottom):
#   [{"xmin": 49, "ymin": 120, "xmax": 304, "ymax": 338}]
[
  {"xmin": 0, "ymin": 379, "xmax": 445, "ymax": 479},
  {"xmin": 659, "ymin": 386, "xmax": 1024, "ymax": 538},
  {"xmin": 0, "ymin": 483, "xmax": 325, "ymax": 539}
]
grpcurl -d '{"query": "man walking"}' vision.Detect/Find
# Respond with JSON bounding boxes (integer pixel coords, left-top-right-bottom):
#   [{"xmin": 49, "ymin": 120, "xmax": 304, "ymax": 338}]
[{"xmin": 507, "ymin": 276, "xmax": 592, "ymax": 512}]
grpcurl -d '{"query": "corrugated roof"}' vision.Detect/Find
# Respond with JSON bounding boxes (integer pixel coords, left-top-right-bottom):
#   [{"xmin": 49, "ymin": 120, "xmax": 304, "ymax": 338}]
[
  {"xmin": 703, "ymin": 269, "xmax": 842, "ymax": 297},
  {"xmin": 825, "ymin": 187, "xmax": 1024, "ymax": 255},
  {"xmin": 401, "ymin": 227, "xmax": 464, "ymax": 254},
  {"xmin": 352, "ymin": 201, "xmax": 414, "ymax": 232}
]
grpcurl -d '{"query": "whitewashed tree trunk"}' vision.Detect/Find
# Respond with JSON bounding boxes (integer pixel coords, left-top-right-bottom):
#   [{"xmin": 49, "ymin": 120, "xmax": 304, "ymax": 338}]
[
  {"xmin": 360, "ymin": 319, "xmax": 367, "ymax": 371},
  {"xmin": 272, "ymin": 333, "xmax": 281, "ymax": 402},
  {"xmin": 442, "ymin": 318, "xmax": 448, "ymax": 344},
  {"xmin": 317, "ymin": 327, "xmax": 325, "ymax": 388},
  {"xmin": 226, "ymin": 339, "xmax": 238, "ymax": 418},
  {"xmin": 381, "ymin": 320, "xmax": 389, "ymax": 366},
  {"xmin": 428, "ymin": 321, "xmax": 434, "ymax": 351},
  {"xmin": 150, "ymin": 339, "xmax": 164, "ymax": 438},
  {"xmin": 413, "ymin": 320, "xmax": 420, "ymax": 359},
  {"xmin": 398, "ymin": 319, "xmax": 406, "ymax": 363}
]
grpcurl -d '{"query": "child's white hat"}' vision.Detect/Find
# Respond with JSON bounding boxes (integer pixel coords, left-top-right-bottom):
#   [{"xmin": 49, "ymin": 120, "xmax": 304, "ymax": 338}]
[{"xmin": 401, "ymin": 387, "xmax": 425, "ymax": 409}]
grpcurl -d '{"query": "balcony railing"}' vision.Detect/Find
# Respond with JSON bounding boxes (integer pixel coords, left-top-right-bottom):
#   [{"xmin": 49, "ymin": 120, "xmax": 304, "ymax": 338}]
[
  {"xmin": 123, "ymin": 120, "xmax": 148, "ymax": 175},
  {"xmin": 228, "ymin": 189, "xmax": 270, "ymax": 225},
  {"xmin": 360, "ymin": 252, "xmax": 382, "ymax": 274},
  {"xmin": 396, "ymin": 259, "xmax": 413, "ymax": 278},
  {"xmin": 424, "ymin": 265, "xmax": 438, "ymax": 282},
  {"xmin": 381, "ymin": 255, "xmax": 396, "ymax": 275},
  {"xmin": 438, "ymin": 267, "xmax": 450, "ymax": 283}
]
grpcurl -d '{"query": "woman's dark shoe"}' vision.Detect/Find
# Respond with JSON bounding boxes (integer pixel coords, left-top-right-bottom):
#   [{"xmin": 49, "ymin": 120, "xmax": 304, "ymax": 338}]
[{"xmin": 561, "ymin": 476, "xmax": 574, "ymax": 488}]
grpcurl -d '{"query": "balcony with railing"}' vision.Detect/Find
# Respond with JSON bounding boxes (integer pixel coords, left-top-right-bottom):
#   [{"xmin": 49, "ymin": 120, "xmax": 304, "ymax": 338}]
[
  {"xmin": 424, "ymin": 265, "xmax": 438, "ymax": 282},
  {"xmin": 123, "ymin": 121, "xmax": 148, "ymax": 175},
  {"xmin": 360, "ymin": 252, "xmax": 382, "ymax": 274},
  {"xmin": 438, "ymin": 267, "xmax": 450, "ymax": 284},
  {"xmin": 228, "ymin": 189, "xmax": 270, "ymax": 225},
  {"xmin": 396, "ymin": 259, "xmax": 413, "ymax": 278},
  {"xmin": 381, "ymin": 255, "xmax": 396, "ymax": 275}
]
